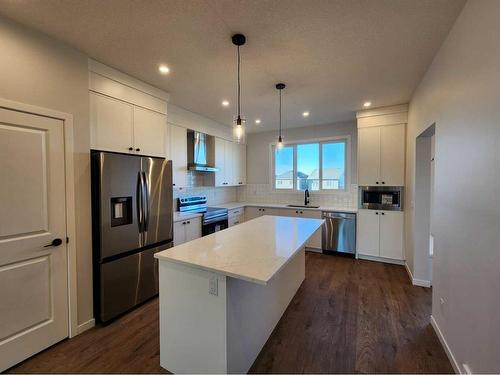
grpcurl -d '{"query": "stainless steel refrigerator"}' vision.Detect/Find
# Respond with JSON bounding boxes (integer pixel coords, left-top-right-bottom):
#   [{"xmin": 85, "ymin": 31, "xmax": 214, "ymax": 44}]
[{"xmin": 91, "ymin": 151, "xmax": 173, "ymax": 322}]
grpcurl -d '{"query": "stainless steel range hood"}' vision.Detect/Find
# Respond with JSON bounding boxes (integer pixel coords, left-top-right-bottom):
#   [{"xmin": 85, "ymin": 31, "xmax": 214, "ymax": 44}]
[{"xmin": 187, "ymin": 130, "xmax": 218, "ymax": 172}]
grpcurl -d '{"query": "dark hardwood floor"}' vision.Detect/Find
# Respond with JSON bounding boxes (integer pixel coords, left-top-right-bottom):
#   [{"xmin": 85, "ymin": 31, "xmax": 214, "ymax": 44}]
[{"xmin": 8, "ymin": 253, "xmax": 452, "ymax": 374}]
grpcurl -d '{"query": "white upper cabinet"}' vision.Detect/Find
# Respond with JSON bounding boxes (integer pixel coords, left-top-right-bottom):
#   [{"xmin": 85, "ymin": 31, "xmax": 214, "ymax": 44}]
[
  {"xmin": 133, "ymin": 106, "xmax": 168, "ymax": 157},
  {"xmin": 224, "ymin": 140, "xmax": 234, "ymax": 185},
  {"xmin": 215, "ymin": 137, "xmax": 227, "ymax": 187},
  {"xmin": 215, "ymin": 138, "xmax": 246, "ymax": 186},
  {"xmin": 90, "ymin": 92, "xmax": 134, "ymax": 153},
  {"xmin": 357, "ymin": 105, "xmax": 407, "ymax": 186},
  {"xmin": 380, "ymin": 124, "xmax": 405, "ymax": 186},
  {"xmin": 170, "ymin": 124, "xmax": 187, "ymax": 188},
  {"xmin": 90, "ymin": 92, "xmax": 167, "ymax": 157},
  {"xmin": 358, "ymin": 126, "xmax": 381, "ymax": 186},
  {"xmin": 358, "ymin": 124, "xmax": 405, "ymax": 186},
  {"xmin": 233, "ymin": 143, "xmax": 246, "ymax": 186},
  {"xmin": 89, "ymin": 63, "xmax": 169, "ymax": 158}
]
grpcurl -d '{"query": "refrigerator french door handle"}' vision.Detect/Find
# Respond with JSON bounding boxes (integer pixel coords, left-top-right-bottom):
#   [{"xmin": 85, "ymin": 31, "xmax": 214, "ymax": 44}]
[
  {"xmin": 142, "ymin": 171, "xmax": 150, "ymax": 232},
  {"xmin": 137, "ymin": 171, "xmax": 144, "ymax": 234}
]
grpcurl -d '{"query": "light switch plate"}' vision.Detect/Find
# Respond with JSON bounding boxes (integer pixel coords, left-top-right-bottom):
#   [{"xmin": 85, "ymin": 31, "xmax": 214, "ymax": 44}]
[{"xmin": 209, "ymin": 275, "xmax": 218, "ymax": 296}]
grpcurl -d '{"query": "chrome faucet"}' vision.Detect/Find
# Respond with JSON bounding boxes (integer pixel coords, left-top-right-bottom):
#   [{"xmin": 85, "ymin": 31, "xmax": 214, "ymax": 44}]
[{"xmin": 304, "ymin": 189, "xmax": 310, "ymax": 206}]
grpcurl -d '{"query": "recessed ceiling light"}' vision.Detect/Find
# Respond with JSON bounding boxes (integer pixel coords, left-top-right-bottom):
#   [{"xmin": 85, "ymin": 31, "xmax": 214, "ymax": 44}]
[
  {"xmin": 363, "ymin": 101, "xmax": 372, "ymax": 107},
  {"xmin": 222, "ymin": 100, "xmax": 230, "ymax": 107},
  {"xmin": 255, "ymin": 119, "xmax": 261, "ymax": 124},
  {"xmin": 158, "ymin": 65, "xmax": 170, "ymax": 74},
  {"xmin": 302, "ymin": 111, "xmax": 310, "ymax": 117}
]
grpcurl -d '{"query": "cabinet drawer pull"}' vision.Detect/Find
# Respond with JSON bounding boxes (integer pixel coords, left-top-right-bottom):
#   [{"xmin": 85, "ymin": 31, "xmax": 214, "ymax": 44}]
[
  {"xmin": 187, "ymin": 220, "xmax": 191, "ymax": 223},
  {"xmin": 136, "ymin": 148, "xmax": 141, "ymax": 152},
  {"xmin": 381, "ymin": 212, "xmax": 385, "ymax": 215},
  {"xmin": 382, "ymin": 181, "xmax": 386, "ymax": 184},
  {"xmin": 128, "ymin": 147, "xmax": 133, "ymax": 151},
  {"xmin": 376, "ymin": 181, "xmax": 379, "ymax": 184},
  {"xmin": 375, "ymin": 212, "xmax": 379, "ymax": 215}
]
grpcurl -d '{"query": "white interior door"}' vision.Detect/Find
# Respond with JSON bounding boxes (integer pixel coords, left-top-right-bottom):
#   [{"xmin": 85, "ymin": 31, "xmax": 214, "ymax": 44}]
[{"xmin": 0, "ymin": 108, "xmax": 68, "ymax": 371}]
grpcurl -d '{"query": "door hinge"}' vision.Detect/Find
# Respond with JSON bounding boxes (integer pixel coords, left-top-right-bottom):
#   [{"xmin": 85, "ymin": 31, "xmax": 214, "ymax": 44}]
[{"xmin": 66, "ymin": 237, "xmax": 69, "ymax": 244}]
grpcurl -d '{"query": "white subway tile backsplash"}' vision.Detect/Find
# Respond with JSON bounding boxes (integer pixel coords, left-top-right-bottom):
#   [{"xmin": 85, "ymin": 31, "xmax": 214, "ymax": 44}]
[{"xmin": 237, "ymin": 183, "xmax": 358, "ymax": 209}]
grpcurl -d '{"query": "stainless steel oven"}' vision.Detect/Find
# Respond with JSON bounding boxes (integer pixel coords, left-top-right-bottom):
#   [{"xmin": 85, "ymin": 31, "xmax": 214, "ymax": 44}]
[
  {"xmin": 359, "ymin": 186, "xmax": 404, "ymax": 211},
  {"xmin": 178, "ymin": 196, "xmax": 229, "ymax": 236}
]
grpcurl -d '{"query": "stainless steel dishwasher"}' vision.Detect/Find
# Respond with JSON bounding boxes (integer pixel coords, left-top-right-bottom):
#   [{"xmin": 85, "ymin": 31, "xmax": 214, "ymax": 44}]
[{"xmin": 322, "ymin": 211, "xmax": 356, "ymax": 256}]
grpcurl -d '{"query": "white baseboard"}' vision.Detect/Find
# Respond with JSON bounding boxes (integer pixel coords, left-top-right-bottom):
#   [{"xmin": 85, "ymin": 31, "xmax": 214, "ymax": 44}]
[
  {"xmin": 357, "ymin": 254, "xmax": 405, "ymax": 265},
  {"xmin": 430, "ymin": 315, "xmax": 461, "ymax": 374},
  {"xmin": 76, "ymin": 318, "xmax": 95, "ymax": 335},
  {"xmin": 404, "ymin": 262, "xmax": 432, "ymax": 288}
]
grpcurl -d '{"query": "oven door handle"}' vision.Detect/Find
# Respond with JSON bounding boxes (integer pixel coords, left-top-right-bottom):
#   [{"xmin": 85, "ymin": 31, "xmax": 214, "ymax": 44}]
[{"xmin": 203, "ymin": 216, "xmax": 229, "ymax": 225}]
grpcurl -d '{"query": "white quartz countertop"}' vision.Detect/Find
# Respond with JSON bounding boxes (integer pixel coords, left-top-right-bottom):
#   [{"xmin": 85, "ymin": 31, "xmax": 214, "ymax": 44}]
[
  {"xmin": 213, "ymin": 201, "xmax": 358, "ymax": 213},
  {"xmin": 155, "ymin": 215, "xmax": 324, "ymax": 285},
  {"xmin": 173, "ymin": 211, "xmax": 203, "ymax": 222}
]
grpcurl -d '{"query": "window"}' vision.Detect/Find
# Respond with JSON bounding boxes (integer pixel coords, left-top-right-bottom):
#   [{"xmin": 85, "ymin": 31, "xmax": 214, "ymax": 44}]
[
  {"xmin": 274, "ymin": 146, "xmax": 294, "ymax": 189},
  {"xmin": 273, "ymin": 138, "xmax": 348, "ymax": 191}
]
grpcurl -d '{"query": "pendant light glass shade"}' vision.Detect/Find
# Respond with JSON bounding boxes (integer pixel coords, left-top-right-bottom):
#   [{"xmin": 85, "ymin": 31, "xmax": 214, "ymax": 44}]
[{"xmin": 233, "ymin": 116, "xmax": 246, "ymax": 143}]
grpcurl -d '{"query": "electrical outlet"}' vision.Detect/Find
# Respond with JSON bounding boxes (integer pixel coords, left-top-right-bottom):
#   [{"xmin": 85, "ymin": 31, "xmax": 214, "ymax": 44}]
[{"xmin": 209, "ymin": 275, "xmax": 218, "ymax": 296}]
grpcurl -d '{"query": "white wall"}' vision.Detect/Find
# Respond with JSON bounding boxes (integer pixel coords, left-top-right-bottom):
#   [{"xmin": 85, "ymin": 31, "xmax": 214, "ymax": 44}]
[
  {"xmin": 0, "ymin": 16, "xmax": 93, "ymax": 327},
  {"xmin": 246, "ymin": 120, "xmax": 357, "ymax": 184},
  {"xmin": 405, "ymin": 0, "xmax": 500, "ymax": 372}
]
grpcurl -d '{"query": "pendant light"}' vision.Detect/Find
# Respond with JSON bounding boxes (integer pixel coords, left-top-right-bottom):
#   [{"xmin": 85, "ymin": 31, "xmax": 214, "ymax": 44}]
[
  {"xmin": 276, "ymin": 83, "xmax": 286, "ymax": 149},
  {"xmin": 232, "ymin": 33, "xmax": 246, "ymax": 143}
]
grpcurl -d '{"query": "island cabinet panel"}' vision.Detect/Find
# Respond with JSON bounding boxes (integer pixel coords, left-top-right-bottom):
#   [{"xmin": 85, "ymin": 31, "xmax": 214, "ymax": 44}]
[
  {"xmin": 158, "ymin": 248, "xmax": 305, "ymax": 374},
  {"xmin": 279, "ymin": 209, "xmax": 322, "ymax": 250}
]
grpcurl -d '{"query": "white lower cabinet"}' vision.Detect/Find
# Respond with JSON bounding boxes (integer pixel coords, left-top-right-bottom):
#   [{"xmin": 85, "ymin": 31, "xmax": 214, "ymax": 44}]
[
  {"xmin": 357, "ymin": 209, "xmax": 404, "ymax": 260},
  {"xmin": 228, "ymin": 208, "xmax": 245, "ymax": 227},
  {"xmin": 245, "ymin": 206, "xmax": 280, "ymax": 221},
  {"xmin": 173, "ymin": 217, "xmax": 202, "ymax": 246}
]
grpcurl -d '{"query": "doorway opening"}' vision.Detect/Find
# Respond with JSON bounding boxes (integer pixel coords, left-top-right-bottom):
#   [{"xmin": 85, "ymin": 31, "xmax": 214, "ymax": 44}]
[{"xmin": 413, "ymin": 123, "xmax": 435, "ymax": 287}]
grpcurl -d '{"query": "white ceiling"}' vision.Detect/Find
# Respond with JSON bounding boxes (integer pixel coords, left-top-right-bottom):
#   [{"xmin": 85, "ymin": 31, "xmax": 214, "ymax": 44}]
[{"xmin": 0, "ymin": 0, "xmax": 465, "ymax": 132}]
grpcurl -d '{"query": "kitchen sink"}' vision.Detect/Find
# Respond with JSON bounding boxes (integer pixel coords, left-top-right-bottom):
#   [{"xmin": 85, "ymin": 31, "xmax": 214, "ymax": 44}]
[{"xmin": 286, "ymin": 204, "xmax": 320, "ymax": 209}]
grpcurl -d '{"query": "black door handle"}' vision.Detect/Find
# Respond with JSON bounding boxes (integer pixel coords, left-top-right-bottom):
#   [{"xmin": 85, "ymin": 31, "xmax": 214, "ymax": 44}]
[{"xmin": 44, "ymin": 238, "xmax": 63, "ymax": 247}]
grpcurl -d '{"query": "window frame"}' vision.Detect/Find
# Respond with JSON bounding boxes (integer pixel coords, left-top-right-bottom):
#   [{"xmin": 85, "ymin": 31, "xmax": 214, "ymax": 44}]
[{"xmin": 270, "ymin": 135, "xmax": 351, "ymax": 193}]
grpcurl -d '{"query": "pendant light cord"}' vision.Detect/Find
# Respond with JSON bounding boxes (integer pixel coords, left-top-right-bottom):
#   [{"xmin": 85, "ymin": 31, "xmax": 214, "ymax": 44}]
[
  {"xmin": 279, "ymin": 88, "xmax": 282, "ymax": 137},
  {"xmin": 237, "ymin": 45, "xmax": 241, "ymax": 120}
]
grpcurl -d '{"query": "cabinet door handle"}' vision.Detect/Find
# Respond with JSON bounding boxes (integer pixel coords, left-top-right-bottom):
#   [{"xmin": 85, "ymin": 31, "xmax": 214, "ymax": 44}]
[
  {"xmin": 382, "ymin": 181, "xmax": 386, "ymax": 185},
  {"xmin": 375, "ymin": 212, "xmax": 379, "ymax": 215},
  {"xmin": 128, "ymin": 147, "xmax": 133, "ymax": 151},
  {"xmin": 136, "ymin": 148, "xmax": 141, "ymax": 152},
  {"xmin": 376, "ymin": 181, "xmax": 379, "ymax": 184},
  {"xmin": 187, "ymin": 220, "xmax": 191, "ymax": 224},
  {"xmin": 173, "ymin": 183, "xmax": 176, "ymax": 186},
  {"xmin": 300, "ymin": 211, "xmax": 303, "ymax": 214},
  {"xmin": 182, "ymin": 221, "xmax": 186, "ymax": 224},
  {"xmin": 381, "ymin": 212, "xmax": 385, "ymax": 215}
]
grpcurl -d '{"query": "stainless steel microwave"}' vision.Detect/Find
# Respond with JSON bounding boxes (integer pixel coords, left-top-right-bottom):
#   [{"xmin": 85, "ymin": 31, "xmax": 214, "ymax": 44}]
[{"xmin": 359, "ymin": 186, "xmax": 404, "ymax": 211}]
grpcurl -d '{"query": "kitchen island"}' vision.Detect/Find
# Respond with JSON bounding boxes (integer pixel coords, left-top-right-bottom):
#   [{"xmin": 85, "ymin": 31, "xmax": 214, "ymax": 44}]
[{"xmin": 154, "ymin": 215, "xmax": 323, "ymax": 373}]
